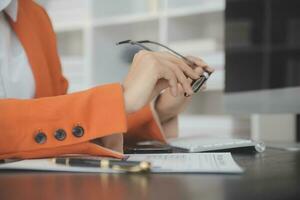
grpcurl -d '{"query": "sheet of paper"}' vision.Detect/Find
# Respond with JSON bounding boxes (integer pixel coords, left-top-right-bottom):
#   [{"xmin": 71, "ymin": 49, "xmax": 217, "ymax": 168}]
[
  {"xmin": 127, "ymin": 153, "xmax": 243, "ymax": 173},
  {"xmin": 0, "ymin": 153, "xmax": 243, "ymax": 174},
  {"xmin": 0, "ymin": 159, "xmax": 119, "ymax": 173}
]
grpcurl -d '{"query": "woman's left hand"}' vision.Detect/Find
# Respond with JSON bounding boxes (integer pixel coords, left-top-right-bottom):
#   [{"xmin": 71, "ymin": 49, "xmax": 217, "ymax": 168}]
[{"xmin": 155, "ymin": 56, "xmax": 214, "ymax": 123}]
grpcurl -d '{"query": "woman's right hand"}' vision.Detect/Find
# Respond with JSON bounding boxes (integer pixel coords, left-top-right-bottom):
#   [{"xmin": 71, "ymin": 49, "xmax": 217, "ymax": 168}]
[{"xmin": 123, "ymin": 50, "xmax": 202, "ymax": 114}]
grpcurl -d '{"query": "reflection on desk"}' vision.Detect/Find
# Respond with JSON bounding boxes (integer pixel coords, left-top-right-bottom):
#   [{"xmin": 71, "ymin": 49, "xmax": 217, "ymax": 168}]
[{"xmin": 0, "ymin": 149, "xmax": 300, "ymax": 200}]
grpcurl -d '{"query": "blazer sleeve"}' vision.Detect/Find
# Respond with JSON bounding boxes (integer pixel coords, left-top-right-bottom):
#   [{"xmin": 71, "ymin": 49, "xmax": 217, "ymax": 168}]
[
  {"xmin": 125, "ymin": 104, "xmax": 167, "ymax": 145},
  {"xmin": 0, "ymin": 84, "xmax": 127, "ymax": 160}
]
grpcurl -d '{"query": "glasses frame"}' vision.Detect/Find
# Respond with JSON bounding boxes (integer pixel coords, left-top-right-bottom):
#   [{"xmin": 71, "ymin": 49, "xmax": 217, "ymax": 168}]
[{"xmin": 116, "ymin": 40, "xmax": 212, "ymax": 96}]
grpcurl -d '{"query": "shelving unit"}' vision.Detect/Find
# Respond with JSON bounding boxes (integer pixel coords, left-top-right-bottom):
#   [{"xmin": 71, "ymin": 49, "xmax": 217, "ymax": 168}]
[
  {"xmin": 39, "ymin": 0, "xmax": 225, "ymax": 92},
  {"xmin": 37, "ymin": 0, "xmax": 244, "ymax": 138}
]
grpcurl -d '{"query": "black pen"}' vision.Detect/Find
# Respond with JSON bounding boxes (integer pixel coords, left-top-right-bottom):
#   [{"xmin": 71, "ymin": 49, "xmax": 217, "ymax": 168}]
[{"xmin": 53, "ymin": 157, "xmax": 151, "ymax": 173}]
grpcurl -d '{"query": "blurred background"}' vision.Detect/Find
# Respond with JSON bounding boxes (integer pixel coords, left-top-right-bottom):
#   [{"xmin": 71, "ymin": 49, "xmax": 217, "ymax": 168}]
[{"xmin": 36, "ymin": 0, "xmax": 300, "ymax": 142}]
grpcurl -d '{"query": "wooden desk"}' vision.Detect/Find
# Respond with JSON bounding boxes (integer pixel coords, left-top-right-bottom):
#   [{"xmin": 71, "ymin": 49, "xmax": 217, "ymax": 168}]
[{"xmin": 1, "ymin": 149, "xmax": 300, "ymax": 200}]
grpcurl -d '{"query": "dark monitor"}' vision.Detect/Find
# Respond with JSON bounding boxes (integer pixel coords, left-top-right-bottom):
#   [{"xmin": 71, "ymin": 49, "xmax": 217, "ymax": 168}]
[{"xmin": 224, "ymin": 0, "xmax": 300, "ymax": 113}]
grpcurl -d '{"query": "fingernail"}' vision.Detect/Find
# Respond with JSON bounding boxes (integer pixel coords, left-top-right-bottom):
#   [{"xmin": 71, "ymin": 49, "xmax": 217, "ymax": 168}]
[{"xmin": 184, "ymin": 93, "xmax": 190, "ymax": 97}]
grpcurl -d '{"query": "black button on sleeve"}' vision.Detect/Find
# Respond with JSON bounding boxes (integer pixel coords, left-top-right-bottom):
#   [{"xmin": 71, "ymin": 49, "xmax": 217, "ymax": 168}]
[
  {"xmin": 54, "ymin": 129, "xmax": 67, "ymax": 141},
  {"xmin": 72, "ymin": 126, "xmax": 84, "ymax": 137},
  {"xmin": 34, "ymin": 132, "xmax": 47, "ymax": 144}
]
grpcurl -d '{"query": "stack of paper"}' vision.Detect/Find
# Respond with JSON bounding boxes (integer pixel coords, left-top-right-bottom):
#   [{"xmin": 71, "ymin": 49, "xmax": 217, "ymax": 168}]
[
  {"xmin": 127, "ymin": 153, "xmax": 243, "ymax": 173},
  {"xmin": 0, "ymin": 153, "xmax": 243, "ymax": 174}
]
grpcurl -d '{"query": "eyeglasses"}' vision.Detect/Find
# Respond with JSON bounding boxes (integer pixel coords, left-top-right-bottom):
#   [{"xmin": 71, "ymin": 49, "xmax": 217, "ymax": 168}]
[{"xmin": 116, "ymin": 40, "xmax": 212, "ymax": 96}]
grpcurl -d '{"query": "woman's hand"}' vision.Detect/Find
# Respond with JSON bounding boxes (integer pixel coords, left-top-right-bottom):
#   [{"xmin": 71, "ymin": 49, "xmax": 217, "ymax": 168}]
[
  {"xmin": 155, "ymin": 56, "xmax": 214, "ymax": 123},
  {"xmin": 155, "ymin": 84, "xmax": 192, "ymax": 124},
  {"xmin": 123, "ymin": 51, "xmax": 202, "ymax": 114}
]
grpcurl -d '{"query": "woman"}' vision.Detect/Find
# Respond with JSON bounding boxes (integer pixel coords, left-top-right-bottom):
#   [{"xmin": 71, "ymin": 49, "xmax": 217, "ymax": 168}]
[{"xmin": 0, "ymin": 0, "xmax": 213, "ymax": 159}]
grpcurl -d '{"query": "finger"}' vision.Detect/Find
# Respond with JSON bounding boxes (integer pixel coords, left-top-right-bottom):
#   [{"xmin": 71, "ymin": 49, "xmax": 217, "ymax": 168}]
[
  {"xmin": 186, "ymin": 56, "xmax": 207, "ymax": 67},
  {"xmin": 176, "ymin": 83, "xmax": 191, "ymax": 98},
  {"xmin": 169, "ymin": 64, "xmax": 194, "ymax": 96},
  {"xmin": 161, "ymin": 59, "xmax": 194, "ymax": 96},
  {"xmin": 186, "ymin": 56, "xmax": 215, "ymax": 73},
  {"xmin": 194, "ymin": 67, "xmax": 204, "ymax": 76},
  {"xmin": 176, "ymin": 83, "xmax": 185, "ymax": 95},
  {"xmin": 161, "ymin": 67, "xmax": 178, "ymax": 97},
  {"xmin": 178, "ymin": 62, "xmax": 200, "ymax": 79},
  {"xmin": 157, "ymin": 52, "xmax": 200, "ymax": 79}
]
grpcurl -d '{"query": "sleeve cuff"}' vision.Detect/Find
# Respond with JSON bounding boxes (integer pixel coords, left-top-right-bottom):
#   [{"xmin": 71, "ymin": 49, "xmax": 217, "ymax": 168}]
[
  {"xmin": 125, "ymin": 103, "xmax": 167, "ymax": 144},
  {"xmin": 0, "ymin": 83, "xmax": 128, "ymax": 157}
]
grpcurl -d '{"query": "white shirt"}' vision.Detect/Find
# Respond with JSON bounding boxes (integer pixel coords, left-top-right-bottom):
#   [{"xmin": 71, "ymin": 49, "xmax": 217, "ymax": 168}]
[{"xmin": 0, "ymin": 0, "xmax": 35, "ymax": 99}]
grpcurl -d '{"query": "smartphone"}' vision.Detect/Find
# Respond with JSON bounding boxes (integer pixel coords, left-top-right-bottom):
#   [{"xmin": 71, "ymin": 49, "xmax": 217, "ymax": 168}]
[{"xmin": 124, "ymin": 143, "xmax": 173, "ymax": 154}]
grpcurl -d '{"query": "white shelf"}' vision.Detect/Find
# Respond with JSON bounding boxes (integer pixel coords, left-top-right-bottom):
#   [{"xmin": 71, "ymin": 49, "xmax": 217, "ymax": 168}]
[
  {"xmin": 178, "ymin": 114, "xmax": 249, "ymax": 138},
  {"xmin": 60, "ymin": 56, "xmax": 86, "ymax": 93},
  {"xmin": 49, "ymin": 0, "xmax": 225, "ymax": 31},
  {"xmin": 52, "ymin": 21, "xmax": 87, "ymax": 32},
  {"xmin": 166, "ymin": 3, "xmax": 225, "ymax": 18},
  {"xmin": 200, "ymin": 51, "xmax": 225, "ymax": 69},
  {"xmin": 45, "ymin": 0, "xmax": 225, "ymax": 94},
  {"xmin": 93, "ymin": 13, "xmax": 160, "ymax": 27},
  {"xmin": 206, "ymin": 69, "xmax": 224, "ymax": 91},
  {"xmin": 40, "ymin": 0, "xmax": 90, "ymax": 32},
  {"xmin": 61, "ymin": 57, "xmax": 84, "ymax": 74},
  {"xmin": 52, "ymin": 13, "xmax": 159, "ymax": 32}
]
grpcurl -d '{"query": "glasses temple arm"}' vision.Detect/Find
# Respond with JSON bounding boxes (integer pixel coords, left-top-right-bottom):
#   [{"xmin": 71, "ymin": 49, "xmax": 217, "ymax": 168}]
[
  {"xmin": 116, "ymin": 40, "xmax": 153, "ymax": 51},
  {"xmin": 137, "ymin": 40, "xmax": 194, "ymax": 65}
]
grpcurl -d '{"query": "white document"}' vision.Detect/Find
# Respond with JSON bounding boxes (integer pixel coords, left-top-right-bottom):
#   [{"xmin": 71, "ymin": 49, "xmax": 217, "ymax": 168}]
[
  {"xmin": 0, "ymin": 159, "xmax": 118, "ymax": 173},
  {"xmin": 0, "ymin": 153, "xmax": 243, "ymax": 174},
  {"xmin": 127, "ymin": 153, "xmax": 243, "ymax": 173}
]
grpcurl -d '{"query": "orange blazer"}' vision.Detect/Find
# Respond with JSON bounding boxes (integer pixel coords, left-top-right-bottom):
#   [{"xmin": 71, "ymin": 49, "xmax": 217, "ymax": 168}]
[{"xmin": 0, "ymin": 0, "xmax": 165, "ymax": 160}]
